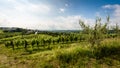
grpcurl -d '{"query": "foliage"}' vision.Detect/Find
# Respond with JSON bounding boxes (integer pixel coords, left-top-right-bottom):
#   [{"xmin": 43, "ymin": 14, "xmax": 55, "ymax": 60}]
[{"xmin": 79, "ymin": 16, "xmax": 110, "ymax": 46}]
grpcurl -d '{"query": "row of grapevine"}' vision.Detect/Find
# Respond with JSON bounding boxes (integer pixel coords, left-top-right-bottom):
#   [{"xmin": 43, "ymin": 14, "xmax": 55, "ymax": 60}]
[{"xmin": 4, "ymin": 34, "xmax": 86, "ymax": 51}]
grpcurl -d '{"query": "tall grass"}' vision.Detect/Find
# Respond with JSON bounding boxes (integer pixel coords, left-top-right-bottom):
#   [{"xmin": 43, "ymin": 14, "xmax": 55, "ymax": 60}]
[{"xmin": 55, "ymin": 38, "xmax": 120, "ymax": 67}]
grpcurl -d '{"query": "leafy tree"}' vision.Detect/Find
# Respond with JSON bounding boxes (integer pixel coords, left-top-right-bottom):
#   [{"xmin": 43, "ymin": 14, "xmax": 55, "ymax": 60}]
[{"xmin": 79, "ymin": 16, "xmax": 110, "ymax": 47}]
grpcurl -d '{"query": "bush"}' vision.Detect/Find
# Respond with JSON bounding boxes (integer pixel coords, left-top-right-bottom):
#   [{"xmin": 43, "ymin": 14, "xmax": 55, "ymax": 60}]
[
  {"xmin": 55, "ymin": 47, "xmax": 93, "ymax": 63},
  {"xmin": 94, "ymin": 40, "xmax": 120, "ymax": 59}
]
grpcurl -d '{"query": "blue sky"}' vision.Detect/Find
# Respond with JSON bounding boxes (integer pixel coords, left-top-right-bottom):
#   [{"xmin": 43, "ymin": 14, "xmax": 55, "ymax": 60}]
[{"xmin": 0, "ymin": 0, "xmax": 120, "ymax": 30}]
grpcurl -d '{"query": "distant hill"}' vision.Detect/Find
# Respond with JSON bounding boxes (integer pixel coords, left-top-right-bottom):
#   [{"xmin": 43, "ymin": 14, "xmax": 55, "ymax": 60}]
[
  {"xmin": 0, "ymin": 27, "xmax": 81, "ymax": 33},
  {"xmin": 0, "ymin": 27, "xmax": 32, "ymax": 32},
  {"xmin": 0, "ymin": 27, "xmax": 118, "ymax": 34},
  {"xmin": 35, "ymin": 29, "xmax": 82, "ymax": 33}
]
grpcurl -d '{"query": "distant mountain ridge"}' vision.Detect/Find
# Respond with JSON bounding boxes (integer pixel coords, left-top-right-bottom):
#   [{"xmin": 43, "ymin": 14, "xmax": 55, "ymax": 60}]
[{"xmin": 0, "ymin": 27, "xmax": 81, "ymax": 33}]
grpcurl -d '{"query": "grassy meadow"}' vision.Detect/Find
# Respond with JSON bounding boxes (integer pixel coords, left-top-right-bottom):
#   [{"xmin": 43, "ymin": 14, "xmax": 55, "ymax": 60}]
[{"xmin": 0, "ymin": 32, "xmax": 120, "ymax": 68}]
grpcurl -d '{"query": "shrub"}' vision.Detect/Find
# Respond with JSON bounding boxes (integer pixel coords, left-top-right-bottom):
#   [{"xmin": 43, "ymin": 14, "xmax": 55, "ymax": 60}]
[
  {"xmin": 55, "ymin": 47, "xmax": 93, "ymax": 63},
  {"xmin": 94, "ymin": 40, "xmax": 120, "ymax": 59},
  {"xmin": 79, "ymin": 16, "xmax": 110, "ymax": 47}
]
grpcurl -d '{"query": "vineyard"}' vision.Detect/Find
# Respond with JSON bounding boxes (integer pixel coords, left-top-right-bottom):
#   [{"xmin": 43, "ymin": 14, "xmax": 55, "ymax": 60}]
[
  {"xmin": 1, "ymin": 33, "xmax": 118, "ymax": 53},
  {"xmin": 0, "ymin": 17, "xmax": 120, "ymax": 68}
]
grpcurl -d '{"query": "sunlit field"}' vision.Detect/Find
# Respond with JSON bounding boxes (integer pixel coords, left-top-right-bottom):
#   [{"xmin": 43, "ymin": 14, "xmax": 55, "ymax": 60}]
[
  {"xmin": 0, "ymin": 22, "xmax": 120, "ymax": 68},
  {"xmin": 0, "ymin": 0, "xmax": 120, "ymax": 68}
]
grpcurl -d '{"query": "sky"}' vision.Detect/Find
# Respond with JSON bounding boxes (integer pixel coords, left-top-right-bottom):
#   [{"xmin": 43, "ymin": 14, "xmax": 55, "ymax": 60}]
[{"xmin": 0, "ymin": 0, "xmax": 120, "ymax": 30}]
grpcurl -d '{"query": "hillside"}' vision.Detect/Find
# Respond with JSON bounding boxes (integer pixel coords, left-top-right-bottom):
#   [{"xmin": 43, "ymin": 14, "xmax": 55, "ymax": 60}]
[{"xmin": 0, "ymin": 33, "xmax": 120, "ymax": 68}]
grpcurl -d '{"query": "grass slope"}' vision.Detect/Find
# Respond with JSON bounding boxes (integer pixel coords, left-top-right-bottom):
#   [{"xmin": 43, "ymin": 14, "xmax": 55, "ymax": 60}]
[{"xmin": 0, "ymin": 35, "xmax": 120, "ymax": 68}]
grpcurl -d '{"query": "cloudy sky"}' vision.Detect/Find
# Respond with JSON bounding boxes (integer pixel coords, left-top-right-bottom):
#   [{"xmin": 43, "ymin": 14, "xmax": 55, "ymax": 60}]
[{"xmin": 0, "ymin": 0, "xmax": 120, "ymax": 30}]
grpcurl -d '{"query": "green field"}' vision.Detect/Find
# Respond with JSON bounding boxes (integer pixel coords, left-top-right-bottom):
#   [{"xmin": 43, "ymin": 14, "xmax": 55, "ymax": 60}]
[
  {"xmin": 0, "ymin": 32, "xmax": 120, "ymax": 68},
  {"xmin": 0, "ymin": 17, "xmax": 120, "ymax": 68}
]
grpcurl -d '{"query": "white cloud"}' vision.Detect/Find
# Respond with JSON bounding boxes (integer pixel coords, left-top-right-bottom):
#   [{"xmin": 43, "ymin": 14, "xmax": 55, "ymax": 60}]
[
  {"xmin": 58, "ymin": 3, "xmax": 69, "ymax": 13},
  {"xmin": 7, "ymin": 0, "xmax": 16, "ymax": 2},
  {"xmin": 0, "ymin": 0, "xmax": 95, "ymax": 30},
  {"xmin": 102, "ymin": 4, "xmax": 120, "ymax": 17},
  {"xmin": 36, "ymin": 15, "xmax": 94, "ymax": 30},
  {"xmin": 102, "ymin": 4, "xmax": 120, "ymax": 9},
  {"xmin": 14, "ymin": 3, "xmax": 50, "ymax": 14},
  {"xmin": 9, "ymin": 0, "xmax": 51, "ymax": 14},
  {"xmin": 0, "ymin": 0, "xmax": 51, "ymax": 28},
  {"xmin": 59, "ymin": 8, "xmax": 65, "ymax": 13},
  {"xmin": 30, "ymin": 16, "xmax": 82, "ymax": 30},
  {"xmin": 103, "ymin": 4, "xmax": 120, "ymax": 26},
  {"xmin": 102, "ymin": 4, "xmax": 113, "ymax": 9},
  {"xmin": 0, "ymin": 1, "xmax": 94, "ymax": 30},
  {"xmin": 30, "ymin": 4, "xmax": 50, "ymax": 13},
  {"xmin": 0, "ymin": 14, "xmax": 94, "ymax": 30}
]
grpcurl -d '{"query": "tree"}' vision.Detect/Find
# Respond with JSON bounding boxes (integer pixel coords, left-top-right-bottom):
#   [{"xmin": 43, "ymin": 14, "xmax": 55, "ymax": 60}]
[{"xmin": 79, "ymin": 16, "xmax": 110, "ymax": 47}]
